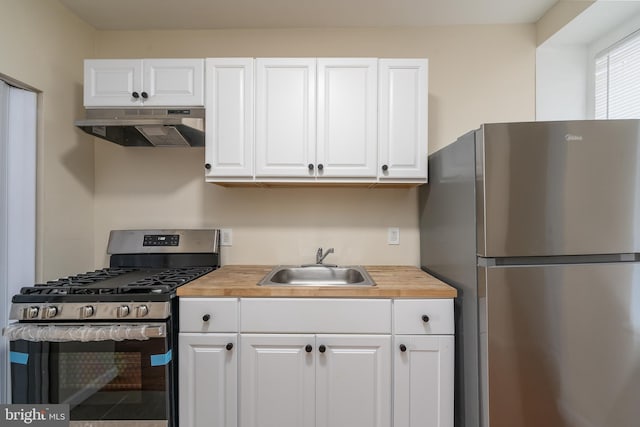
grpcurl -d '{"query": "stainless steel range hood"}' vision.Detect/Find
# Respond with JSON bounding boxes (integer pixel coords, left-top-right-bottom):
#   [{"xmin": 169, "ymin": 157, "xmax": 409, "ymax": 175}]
[{"xmin": 75, "ymin": 108, "xmax": 205, "ymax": 147}]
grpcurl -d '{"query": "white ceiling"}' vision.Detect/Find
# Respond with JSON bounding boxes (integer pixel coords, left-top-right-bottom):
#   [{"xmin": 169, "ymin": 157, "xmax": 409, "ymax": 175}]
[{"xmin": 58, "ymin": 0, "xmax": 559, "ymax": 30}]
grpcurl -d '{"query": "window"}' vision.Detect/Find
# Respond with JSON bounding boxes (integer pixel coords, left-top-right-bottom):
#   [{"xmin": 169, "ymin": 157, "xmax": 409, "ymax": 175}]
[{"xmin": 595, "ymin": 29, "xmax": 640, "ymax": 119}]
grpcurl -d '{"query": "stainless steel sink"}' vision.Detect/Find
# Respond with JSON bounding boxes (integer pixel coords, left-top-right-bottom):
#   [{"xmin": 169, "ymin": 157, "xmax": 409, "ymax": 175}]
[{"xmin": 258, "ymin": 265, "xmax": 376, "ymax": 287}]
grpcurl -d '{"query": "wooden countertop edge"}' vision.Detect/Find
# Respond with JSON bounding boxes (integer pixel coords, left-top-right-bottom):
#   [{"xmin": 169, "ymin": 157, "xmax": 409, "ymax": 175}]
[{"xmin": 177, "ymin": 265, "xmax": 457, "ymax": 298}]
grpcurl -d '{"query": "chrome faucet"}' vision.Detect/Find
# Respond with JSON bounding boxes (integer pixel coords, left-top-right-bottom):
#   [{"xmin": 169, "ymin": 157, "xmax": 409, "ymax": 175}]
[{"xmin": 316, "ymin": 247, "xmax": 334, "ymax": 264}]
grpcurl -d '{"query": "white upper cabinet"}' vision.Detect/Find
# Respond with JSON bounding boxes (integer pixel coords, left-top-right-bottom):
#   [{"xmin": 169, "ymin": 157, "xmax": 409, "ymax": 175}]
[
  {"xmin": 204, "ymin": 57, "xmax": 429, "ymax": 185},
  {"xmin": 255, "ymin": 58, "xmax": 377, "ymax": 179},
  {"xmin": 84, "ymin": 59, "xmax": 141, "ymax": 107},
  {"xmin": 84, "ymin": 58, "xmax": 204, "ymax": 107},
  {"xmin": 378, "ymin": 59, "xmax": 428, "ymax": 179},
  {"xmin": 205, "ymin": 58, "xmax": 254, "ymax": 178},
  {"xmin": 255, "ymin": 58, "xmax": 316, "ymax": 177},
  {"xmin": 316, "ymin": 59, "xmax": 378, "ymax": 178}
]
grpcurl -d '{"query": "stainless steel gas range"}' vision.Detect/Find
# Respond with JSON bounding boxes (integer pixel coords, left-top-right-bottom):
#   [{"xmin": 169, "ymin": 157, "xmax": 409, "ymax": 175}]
[{"xmin": 3, "ymin": 229, "xmax": 220, "ymax": 427}]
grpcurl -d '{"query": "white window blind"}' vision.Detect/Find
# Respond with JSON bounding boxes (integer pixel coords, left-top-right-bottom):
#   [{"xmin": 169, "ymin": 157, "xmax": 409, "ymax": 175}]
[
  {"xmin": 595, "ymin": 29, "xmax": 640, "ymax": 119},
  {"xmin": 0, "ymin": 80, "xmax": 37, "ymax": 404}
]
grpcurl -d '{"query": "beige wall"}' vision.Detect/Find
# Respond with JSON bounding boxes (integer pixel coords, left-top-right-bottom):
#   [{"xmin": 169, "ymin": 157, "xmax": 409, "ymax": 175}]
[
  {"xmin": 0, "ymin": 0, "xmax": 95, "ymax": 280},
  {"xmin": 92, "ymin": 26, "xmax": 535, "ymax": 267}
]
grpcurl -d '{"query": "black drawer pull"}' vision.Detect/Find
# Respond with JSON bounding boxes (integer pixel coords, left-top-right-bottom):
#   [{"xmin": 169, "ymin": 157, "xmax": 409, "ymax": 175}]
[
  {"xmin": 202, "ymin": 314, "xmax": 211, "ymax": 322},
  {"xmin": 422, "ymin": 315, "xmax": 430, "ymax": 323}
]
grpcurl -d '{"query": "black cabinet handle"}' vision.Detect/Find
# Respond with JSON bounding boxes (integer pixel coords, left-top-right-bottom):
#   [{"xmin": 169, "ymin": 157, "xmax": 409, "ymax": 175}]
[
  {"xmin": 317, "ymin": 164, "xmax": 324, "ymax": 171},
  {"xmin": 141, "ymin": 91, "xmax": 148, "ymax": 99},
  {"xmin": 382, "ymin": 164, "xmax": 389, "ymax": 171},
  {"xmin": 305, "ymin": 344, "xmax": 313, "ymax": 353},
  {"xmin": 422, "ymin": 315, "xmax": 430, "ymax": 323},
  {"xmin": 202, "ymin": 314, "xmax": 211, "ymax": 322},
  {"xmin": 226, "ymin": 343, "xmax": 234, "ymax": 351},
  {"xmin": 205, "ymin": 163, "xmax": 212, "ymax": 170},
  {"xmin": 399, "ymin": 344, "xmax": 407, "ymax": 352},
  {"xmin": 318, "ymin": 344, "xmax": 326, "ymax": 353},
  {"xmin": 308, "ymin": 164, "xmax": 314, "ymax": 171},
  {"xmin": 132, "ymin": 91, "xmax": 140, "ymax": 99}
]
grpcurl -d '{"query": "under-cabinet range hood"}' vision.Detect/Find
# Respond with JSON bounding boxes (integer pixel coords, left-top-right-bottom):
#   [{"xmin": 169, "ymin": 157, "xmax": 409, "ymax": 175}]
[{"xmin": 75, "ymin": 108, "xmax": 205, "ymax": 147}]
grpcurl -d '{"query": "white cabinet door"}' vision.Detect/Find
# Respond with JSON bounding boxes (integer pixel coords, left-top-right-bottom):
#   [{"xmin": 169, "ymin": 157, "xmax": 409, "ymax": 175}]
[
  {"xmin": 205, "ymin": 58, "xmax": 254, "ymax": 177},
  {"xmin": 378, "ymin": 59, "xmax": 428, "ymax": 180},
  {"xmin": 316, "ymin": 335, "xmax": 391, "ymax": 427},
  {"xmin": 143, "ymin": 58, "xmax": 204, "ymax": 106},
  {"xmin": 255, "ymin": 58, "xmax": 316, "ymax": 177},
  {"xmin": 84, "ymin": 59, "xmax": 142, "ymax": 107},
  {"xmin": 317, "ymin": 58, "xmax": 378, "ymax": 178},
  {"xmin": 240, "ymin": 334, "xmax": 316, "ymax": 427},
  {"xmin": 393, "ymin": 335, "xmax": 454, "ymax": 427},
  {"xmin": 84, "ymin": 58, "xmax": 204, "ymax": 107},
  {"xmin": 179, "ymin": 333, "xmax": 238, "ymax": 427}
]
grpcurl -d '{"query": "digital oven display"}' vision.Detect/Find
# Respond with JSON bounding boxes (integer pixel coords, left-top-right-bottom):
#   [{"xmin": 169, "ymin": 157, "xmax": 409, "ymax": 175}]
[{"xmin": 143, "ymin": 234, "xmax": 180, "ymax": 247}]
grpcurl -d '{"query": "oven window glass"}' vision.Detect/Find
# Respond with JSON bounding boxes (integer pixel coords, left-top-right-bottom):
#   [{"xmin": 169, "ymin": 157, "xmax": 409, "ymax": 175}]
[
  {"xmin": 57, "ymin": 352, "xmax": 143, "ymax": 403},
  {"xmin": 11, "ymin": 337, "xmax": 171, "ymax": 421}
]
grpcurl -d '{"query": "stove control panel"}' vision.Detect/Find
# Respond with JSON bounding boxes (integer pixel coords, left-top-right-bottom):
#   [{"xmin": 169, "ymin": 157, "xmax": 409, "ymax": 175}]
[
  {"xmin": 107, "ymin": 229, "xmax": 220, "ymax": 254},
  {"xmin": 10, "ymin": 302, "xmax": 171, "ymax": 321},
  {"xmin": 143, "ymin": 234, "xmax": 180, "ymax": 247}
]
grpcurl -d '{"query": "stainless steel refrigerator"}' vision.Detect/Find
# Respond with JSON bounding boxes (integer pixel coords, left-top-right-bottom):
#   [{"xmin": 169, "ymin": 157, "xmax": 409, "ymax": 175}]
[{"xmin": 419, "ymin": 120, "xmax": 640, "ymax": 427}]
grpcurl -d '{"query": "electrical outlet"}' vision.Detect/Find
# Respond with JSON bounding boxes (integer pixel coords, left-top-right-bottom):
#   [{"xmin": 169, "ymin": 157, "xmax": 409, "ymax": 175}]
[
  {"xmin": 387, "ymin": 227, "xmax": 400, "ymax": 245},
  {"xmin": 220, "ymin": 228, "xmax": 233, "ymax": 246}
]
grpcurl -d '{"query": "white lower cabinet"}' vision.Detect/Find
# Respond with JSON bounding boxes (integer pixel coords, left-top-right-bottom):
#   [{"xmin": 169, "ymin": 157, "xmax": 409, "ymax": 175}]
[
  {"xmin": 315, "ymin": 334, "xmax": 391, "ymax": 427},
  {"xmin": 179, "ymin": 298, "xmax": 239, "ymax": 427},
  {"xmin": 239, "ymin": 334, "xmax": 315, "ymax": 427},
  {"xmin": 393, "ymin": 299, "xmax": 454, "ymax": 427},
  {"xmin": 240, "ymin": 333, "xmax": 391, "ymax": 427},
  {"xmin": 179, "ymin": 333, "xmax": 238, "ymax": 427},
  {"xmin": 179, "ymin": 297, "xmax": 452, "ymax": 427},
  {"xmin": 393, "ymin": 335, "xmax": 454, "ymax": 427}
]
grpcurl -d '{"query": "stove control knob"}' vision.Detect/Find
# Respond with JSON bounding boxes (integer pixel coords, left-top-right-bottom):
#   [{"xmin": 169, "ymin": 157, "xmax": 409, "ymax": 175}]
[
  {"xmin": 136, "ymin": 305, "xmax": 149, "ymax": 318},
  {"xmin": 44, "ymin": 306, "xmax": 58, "ymax": 319},
  {"xmin": 25, "ymin": 306, "xmax": 40, "ymax": 319},
  {"xmin": 117, "ymin": 305, "xmax": 130, "ymax": 318},
  {"xmin": 80, "ymin": 305, "xmax": 95, "ymax": 318}
]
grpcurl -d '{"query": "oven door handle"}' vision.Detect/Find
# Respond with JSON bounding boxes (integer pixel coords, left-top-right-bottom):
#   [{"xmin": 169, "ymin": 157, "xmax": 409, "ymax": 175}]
[{"xmin": 2, "ymin": 323, "xmax": 166, "ymax": 342}]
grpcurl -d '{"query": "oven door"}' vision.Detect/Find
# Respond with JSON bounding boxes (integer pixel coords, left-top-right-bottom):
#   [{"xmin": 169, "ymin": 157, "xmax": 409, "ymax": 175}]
[{"xmin": 7, "ymin": 321, "xmax": 174, "ymax": 427}]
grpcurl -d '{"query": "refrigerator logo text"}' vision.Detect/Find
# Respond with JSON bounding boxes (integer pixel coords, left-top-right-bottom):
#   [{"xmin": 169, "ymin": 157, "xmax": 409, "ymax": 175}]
[{"xmin": 565, "ymin": 133, "xmax": 583, "ymax": 141}]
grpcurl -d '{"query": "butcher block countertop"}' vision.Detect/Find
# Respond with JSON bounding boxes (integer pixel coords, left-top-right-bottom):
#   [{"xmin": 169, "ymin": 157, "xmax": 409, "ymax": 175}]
[{"xmin": 177, "ymin": 265, "xmax": 457, "ymax": 298}]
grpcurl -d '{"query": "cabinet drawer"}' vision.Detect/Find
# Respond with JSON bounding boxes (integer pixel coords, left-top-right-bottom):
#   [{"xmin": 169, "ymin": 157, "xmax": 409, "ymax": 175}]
[
  {"xmin": 240, "ymin": 298, "xmax": 392, "ymax": 333},
  {"xmin": 180, "ymin": 298, "xmax": 238, "ymax": 332},
  {"xmin": 393, "ymin": 299, "xmax": 454, "ymax": 335}
]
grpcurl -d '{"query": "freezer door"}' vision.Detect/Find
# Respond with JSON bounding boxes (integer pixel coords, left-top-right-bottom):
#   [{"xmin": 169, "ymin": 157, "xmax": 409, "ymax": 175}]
[
  {"xmin": 479, "ymin": 262, "xmax": 640, "ymax": 427},
  {"xmin": 477, "ymin": 119, "xmax": 640, "ymax": 256}
]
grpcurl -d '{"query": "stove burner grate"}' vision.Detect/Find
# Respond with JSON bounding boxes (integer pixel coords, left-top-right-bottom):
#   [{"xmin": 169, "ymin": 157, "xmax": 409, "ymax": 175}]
[{"xmin": 19, "ymin": 266, "xmax": 214, "ymax": 296}]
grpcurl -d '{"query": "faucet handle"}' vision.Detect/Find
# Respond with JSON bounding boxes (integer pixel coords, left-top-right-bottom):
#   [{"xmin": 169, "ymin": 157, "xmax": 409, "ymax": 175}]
[{"xmin": 316, "ymin": 247, "xmax": 335, "ymax": 264}]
